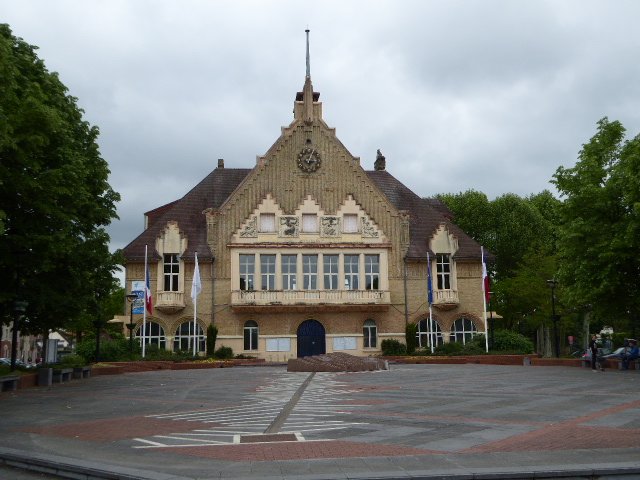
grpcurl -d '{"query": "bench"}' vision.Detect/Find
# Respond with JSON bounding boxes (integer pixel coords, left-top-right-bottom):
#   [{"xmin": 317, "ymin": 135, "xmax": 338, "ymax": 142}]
[
  {"xmin": 52, "ymin": 368, "xmax": 73, "ymax": 383},
  {"xmin": 0, "ymin": 375, "xmax": 20, "ymax": 392},
  {"xmin": 617, "ymin": 358, "xmax": 640, "ymax": 371},
  {"xmin": 72, "ymin": 366, "xmax": 92, "ymax": 379}
]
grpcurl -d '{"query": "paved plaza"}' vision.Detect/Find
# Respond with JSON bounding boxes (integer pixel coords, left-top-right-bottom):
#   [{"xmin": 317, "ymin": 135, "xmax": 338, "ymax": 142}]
[{"xmin": 1, "ymin": 363, "xmax": 639, "ymax": 479}]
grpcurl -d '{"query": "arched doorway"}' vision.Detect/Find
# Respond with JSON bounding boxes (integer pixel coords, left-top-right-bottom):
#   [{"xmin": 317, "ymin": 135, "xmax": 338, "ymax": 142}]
[{"xmin": 297, "ymin": 319, "xmax": 326, "ymax": 357}]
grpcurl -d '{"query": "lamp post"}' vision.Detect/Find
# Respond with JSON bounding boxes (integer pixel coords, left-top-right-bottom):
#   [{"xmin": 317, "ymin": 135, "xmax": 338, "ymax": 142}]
[
  {"xmin": 10, "ymin": 300, "xmax": 28, "ymax": 371},
  {"xmin": 547, "ymin": 279, "xmax": 560, "ymax": 358},
  {"xmin": 125, "ymin": 293, "xmax": 137, "ymax": 358}
]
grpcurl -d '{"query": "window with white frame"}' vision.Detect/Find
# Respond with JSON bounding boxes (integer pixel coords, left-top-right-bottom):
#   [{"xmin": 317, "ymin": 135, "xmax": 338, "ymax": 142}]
[
  {"xmin": 260, "ymin": 254, "xmax": 276, "ymax": 290},
  {"xmin": 436, "ymin": 253, "xmax": 451, "ymax": 290},
  {"xmin": 323, "ymin": 255, "xmax": 339, "ymax": 289},
  {"xmin": 344, "ymin": 254, "xmax": 359, "ymax": 290},
  {"xmin": 450, "ymin": 317, "xmax": 477, "ymax": 345},
  {"xmin": 239, "ymin": 254, "xmax": 255, "ymax": 290},
  {"xmin": 244, "ymin": 320, "xmax": 258, "ymax": 351},
  {"xmin": 364, "ymin": 254, "xmax": 380, "ymax": 290},
  {"xmin": 363, "ymin": 319, "xmax": 377, "ymax": 348},
  {"xmin": 163, "ymin": 254, "xmax": 179, "ymax": 291},
  {"xmin": 136, "ymin": 321, "xmax": 166, "ymax": 349},
  {"xmin": 302, "ymin": 255, "xmax": 318, "ymax": 289},
  {"xmin": 302, "ymin": 214, "xmax": 318, "ymax": 232},
  {"xmin": 260, "ymin": 213, "xmax": 275, "ymax": 232},
  {"xmin": 417, "ymin": 318, "xmax": 443, "ymax": 348},
  {"xmin": 343, "ymin": 214, "xmax": 358, "ymax": 233},
  {"xmin": 173, "ymin": 322, "xmax": 205, "ymax": 352},
  {"xmin": 281, "ymin": 254, "xmax": 297, "ymax": 290}
]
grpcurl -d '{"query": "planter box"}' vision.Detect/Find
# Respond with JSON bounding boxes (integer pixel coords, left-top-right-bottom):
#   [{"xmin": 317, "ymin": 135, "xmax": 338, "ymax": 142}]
[
  {"xmin": 72, "ymin": 366, "xmax": 92, "ymax": 379},
  {"xmin": 19, "ymin": 373, "xmax": 37, "ymax": 389},
  {"xmin": 37, "ymin": 368, "xmax": 53, "ymax": 386}
]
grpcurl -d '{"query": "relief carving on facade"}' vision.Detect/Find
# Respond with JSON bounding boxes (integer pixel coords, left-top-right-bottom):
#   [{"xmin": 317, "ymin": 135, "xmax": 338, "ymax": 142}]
[
  {"xmin": 320, "ymin": 216, "xmax": 340, "ymax": 237},
  {"xmin": 239, "ymin": 217, "xmax": 257, "ymax": 238},
  {"xmin": 279, "ymin": 216, "xmax": 299, "ymax": 237},
  {"xmin": 361, "ymin": 217, "xmax": 379, "ymax": 238}
]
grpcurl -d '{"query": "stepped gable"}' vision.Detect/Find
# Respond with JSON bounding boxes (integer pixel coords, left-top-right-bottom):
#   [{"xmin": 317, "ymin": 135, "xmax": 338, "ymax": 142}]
[
  {"xmin": 287, "ymin": 352, "xmax": 388, "ymax": 372},
  {"xmin": 123, "ymin": 167, "xmax": 251, "ymax": 262},
  {"xmin": 366, "ymin": 170, "xmax": 485, "ymax": 261}
]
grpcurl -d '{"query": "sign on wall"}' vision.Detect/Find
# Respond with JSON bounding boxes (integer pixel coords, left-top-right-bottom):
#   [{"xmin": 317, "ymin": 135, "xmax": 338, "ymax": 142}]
[
  {"xmin": 266, "ymin": 338, "xmax": 291, "ymax": 352},
  {"xmin": 333, "ymin": 337, "xmax": 357, "ymax": 351}
]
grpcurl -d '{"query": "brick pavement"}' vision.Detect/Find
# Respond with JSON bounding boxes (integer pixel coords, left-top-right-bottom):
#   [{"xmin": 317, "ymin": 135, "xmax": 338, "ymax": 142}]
[{"xmin": 1, "ymin": 364, "xmax": 639, "ymax": 479}]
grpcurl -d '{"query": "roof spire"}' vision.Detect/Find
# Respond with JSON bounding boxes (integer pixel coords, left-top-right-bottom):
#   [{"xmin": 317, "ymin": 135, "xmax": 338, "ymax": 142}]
[{"xmin": 305, "ymin": 28, "xmax": 311, "ymax": 78}]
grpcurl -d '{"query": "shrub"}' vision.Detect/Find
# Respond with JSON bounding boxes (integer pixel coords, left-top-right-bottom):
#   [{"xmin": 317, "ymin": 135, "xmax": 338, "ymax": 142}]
[
  {"xmin": 405, "ymin": 323, "xmax": 417, "ymax": 354},
  {"xmin": 76, "ymin": 337, "xmax": 131, "ymax": 362},
  {"xmin": 206, "ymin": 324, "xmax": 218, "ymax": 358},
  {"xmin": 381, "ymin": 339, "xmax": 407, "ymax": 356},
  {"xmin": 434, "ymin": 341, "xmax": 463, "ymax": 356},
  {"xmin": 145, "ymin": 344, "xmax": 176, "ymax": 360},
  {"xmin": 214, "ymin": 346, "xmax": 234, "ymax": 359},
  {"xmin": 461, "ymin": 334, "xmax": 487, "ymax": 355},
  {"xmin": 60, "ymin": 354, "xmax": 86, "ymax": 367},
  {"xmin": 492, "ymin": 330, "xmax": 534, "ymax": 354}
]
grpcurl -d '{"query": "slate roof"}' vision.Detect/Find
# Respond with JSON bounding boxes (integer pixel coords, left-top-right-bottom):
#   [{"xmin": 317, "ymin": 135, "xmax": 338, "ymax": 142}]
[
  {"xmin": 366, "ymin": 170, "xmax": 485, "ymax": 261},
  {"xmin": 122, "ymin": 167, "xmax": 251, "ymax": 262},
  {"xmin": 123, "ymin": 167, "xmax": 485, "ymax": 263}
]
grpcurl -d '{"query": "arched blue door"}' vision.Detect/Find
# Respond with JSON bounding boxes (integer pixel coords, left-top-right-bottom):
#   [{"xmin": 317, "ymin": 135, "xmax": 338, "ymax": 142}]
[{"xmin": 297, "ymin": 320, "xmax": 326, "ymax": 357}]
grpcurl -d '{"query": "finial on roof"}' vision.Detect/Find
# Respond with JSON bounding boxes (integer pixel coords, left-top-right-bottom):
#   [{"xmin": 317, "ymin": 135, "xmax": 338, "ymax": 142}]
[
  {"xmin": 375, "ymin": 149, "xmax": 386, "ymax": 171},
  {"xmin": 305, "ymin": 29, "xmax": 311, "ymax": 78}
]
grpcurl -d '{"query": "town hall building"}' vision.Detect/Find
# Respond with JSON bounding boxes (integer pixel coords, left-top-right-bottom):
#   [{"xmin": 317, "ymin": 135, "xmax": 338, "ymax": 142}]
[{"xmin": 122, "ymin": 35, "xmax": 488, "ymax": 361}]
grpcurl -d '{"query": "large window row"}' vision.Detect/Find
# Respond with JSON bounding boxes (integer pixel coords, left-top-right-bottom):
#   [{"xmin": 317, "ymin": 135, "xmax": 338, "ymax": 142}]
[{"xmin": 238, "ymin": 253, "xmax": 381, "ymax": 291}]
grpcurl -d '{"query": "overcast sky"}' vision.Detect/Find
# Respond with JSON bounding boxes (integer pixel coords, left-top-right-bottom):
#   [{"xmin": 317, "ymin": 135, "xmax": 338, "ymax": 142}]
[{"xmin": 4, "ymin": 0, "xmax": 640, "ymax": 262}]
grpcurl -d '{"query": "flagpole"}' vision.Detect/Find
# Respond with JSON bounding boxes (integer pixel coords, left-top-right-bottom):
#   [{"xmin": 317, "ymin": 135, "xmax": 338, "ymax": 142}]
[
  {"xmin": 192, "ymin": 252, "xmax": 198, "ymax": 356},
  {"xmin": 427, "ymin": 252, "xmax": 434, "ymax": 354},
  {"xmin": 481, "ymin": 246, "xmax": 489, "ymax": 353},
  {"xmin": 143, "ymin": 244, "xmax": 148, "ymax": 358}
]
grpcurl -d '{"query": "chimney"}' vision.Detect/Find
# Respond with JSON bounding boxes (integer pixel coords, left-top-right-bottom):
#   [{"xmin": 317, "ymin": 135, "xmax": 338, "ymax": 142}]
[
  {"xmin": 217, "ymin": 158, "xmax": 224, "ymax": 169},
  {"xmin": 374, "ymin": 149, "xmax": 386, "ymax": 171}
]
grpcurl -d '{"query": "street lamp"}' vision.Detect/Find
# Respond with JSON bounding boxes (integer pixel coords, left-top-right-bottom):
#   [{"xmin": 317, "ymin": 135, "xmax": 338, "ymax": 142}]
[
  {"xmin": 10, "ymin": 300, "xmax": 28, "ymax": 371},
  {"xmin": 125, "ymin": 293, "xmax": 138, "ymax": 358},
  {"xmin": 547, "ymin": 279, "xmax": 560, "ymax": 358}
]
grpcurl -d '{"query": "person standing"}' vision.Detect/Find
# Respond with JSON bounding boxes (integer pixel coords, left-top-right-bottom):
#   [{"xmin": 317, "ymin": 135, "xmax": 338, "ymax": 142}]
[
  {"xmin": 622, "ymin": 340, "xmax": 639, "ymax": 370},
  {"xmin": 589, "ymin": 335, "xmax": 600, "ymax": 372}
]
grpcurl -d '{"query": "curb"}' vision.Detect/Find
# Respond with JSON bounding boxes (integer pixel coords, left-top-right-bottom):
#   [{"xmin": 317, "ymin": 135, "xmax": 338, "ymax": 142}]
[{"xmin": 2, "ymin": 447, "xmax": 640, "ymax": 480}]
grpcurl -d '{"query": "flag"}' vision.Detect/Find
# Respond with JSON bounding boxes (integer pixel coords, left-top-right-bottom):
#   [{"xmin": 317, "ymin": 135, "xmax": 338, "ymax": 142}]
[
  {"xmin": 482, "ymin": 248, "xmax": 491, "ymax": 304},
  {"xmin": 145, "ymin": 265, "xmax": 153, "ymax": 315},
  {"xmin": 427, "ymin": 252, "xmax": 433, "ymax": 304},
  {"xmin": 191, "ymin": 253, "xmax": 202, "ymax": 300}
]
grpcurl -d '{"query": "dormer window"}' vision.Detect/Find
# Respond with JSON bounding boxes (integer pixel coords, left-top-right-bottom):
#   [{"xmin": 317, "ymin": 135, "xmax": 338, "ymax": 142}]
[
  {"xmin": 260, "ymin": 213, "xmax": 275, "ymax": 232},
  {"xmin": 163, "ymin": 254, "xmax": 179, "ymax": 291},
  {"xmin": 436, "ymin": 254, "xmax": 451, "ymax": 290},
  {"xmin": 302, "ymin": 214, "xmax": 318, "ymax": 232}
]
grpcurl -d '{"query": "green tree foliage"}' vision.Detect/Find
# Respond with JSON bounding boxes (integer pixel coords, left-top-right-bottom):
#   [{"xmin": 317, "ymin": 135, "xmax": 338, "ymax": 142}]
[
  {"xmin": 0, "ymin": 25, "xmax": 120, "ymax": 336},
  {"xmin": 553, "ymin": 118, "xmax": 640, "ymax": 335},
  {"xmin": 437, "ymin": 189, "xmax": 561, "ymax": 333}
]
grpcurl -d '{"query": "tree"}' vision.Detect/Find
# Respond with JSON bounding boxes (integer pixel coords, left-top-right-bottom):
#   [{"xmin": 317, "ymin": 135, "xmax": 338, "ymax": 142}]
[
  {"xmin": 0, "ymin": 25, "xmax": 120, "ymax": 343},
  {"xmin": 553, "ymin": 118, "xmax": 640, "ymax": 336}
]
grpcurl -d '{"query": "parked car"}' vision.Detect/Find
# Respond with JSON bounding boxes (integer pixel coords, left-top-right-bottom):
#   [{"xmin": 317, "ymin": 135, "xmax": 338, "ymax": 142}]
[{"xmin": 0, "ymin": 357, "xmax": 35, "ymax": 369}]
